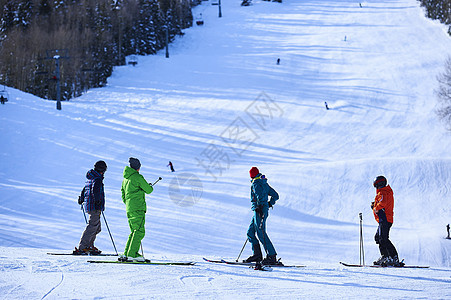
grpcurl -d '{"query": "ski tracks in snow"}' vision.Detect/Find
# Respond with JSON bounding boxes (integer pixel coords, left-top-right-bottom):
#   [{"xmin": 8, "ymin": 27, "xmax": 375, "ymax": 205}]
[
  {"xmin": 0, "ymin": 257, "xmax": 66, "ymax": 299},
  {"xmin": 179, "ymin": 274, "xmax": 214, "ymax": 287},
  {"xmin": 30, "ymin": 260, "xmax": 65, "ymax": 300},
  {"xmin": 40, "ymin": 262, "xmax": 64, "ymax": 300}
]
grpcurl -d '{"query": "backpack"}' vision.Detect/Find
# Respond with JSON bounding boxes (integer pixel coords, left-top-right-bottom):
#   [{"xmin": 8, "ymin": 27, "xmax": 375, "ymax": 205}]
[{"xmin": 78, "ymin": 187, "xmax": 86, "ymax": 205}]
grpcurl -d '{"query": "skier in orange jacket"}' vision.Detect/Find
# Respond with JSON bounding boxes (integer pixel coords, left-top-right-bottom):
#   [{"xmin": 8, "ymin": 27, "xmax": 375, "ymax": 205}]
[{"xmin": 371, "ymin": 176, "xmax": 401, "ymax": 266}]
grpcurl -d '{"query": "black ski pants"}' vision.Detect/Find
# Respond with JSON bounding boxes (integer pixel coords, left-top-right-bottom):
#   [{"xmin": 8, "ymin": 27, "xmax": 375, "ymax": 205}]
[{"xmin": 375, "ymin": 219, "xmax": 398, "ymax": 258}]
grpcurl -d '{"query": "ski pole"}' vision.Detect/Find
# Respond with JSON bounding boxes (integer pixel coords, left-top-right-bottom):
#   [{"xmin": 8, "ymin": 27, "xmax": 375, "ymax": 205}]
[
  {"xmin": 140, "ymin": 243, "xmax": 145, "ymax": 258},
  {"xmin": 236, "ymin": 238, "xmax": 248, "ymax": 262},
  {"xmin": 259, "ymin": 213, "xmax": 269, "ymax": 257},
  {"xmin": 101, "ymin": 211, "xmax": 118, "ymax": 255},
  {"xmin": 151, "ymin": 177, "xmax": 163, "ymax": 186},
  {"xmin": 81, "ymin": 205, "xmax": 88, "ymax": 224},
  {"xmin": 359, "ymin": 212, "xmax": 365, "ymax": 266}
]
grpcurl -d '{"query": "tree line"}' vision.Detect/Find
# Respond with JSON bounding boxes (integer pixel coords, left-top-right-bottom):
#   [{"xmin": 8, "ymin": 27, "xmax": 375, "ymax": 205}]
[
  {"xmin": 418, "ymin": 1, "xmax": 451, "ymax": 129},
  {"xmin": 0, "ymin": 0, "xmax": 195, "ymax": 100},
  {"xmin": 418, "ymin": 0, "xmax": 451, "ymax": 35}
]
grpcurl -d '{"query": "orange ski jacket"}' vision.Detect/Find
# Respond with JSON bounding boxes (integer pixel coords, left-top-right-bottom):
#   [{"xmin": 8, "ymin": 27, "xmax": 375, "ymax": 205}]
[{"xmin": 373, "ymin": 185, "xmax": 394, "ymax": 223}]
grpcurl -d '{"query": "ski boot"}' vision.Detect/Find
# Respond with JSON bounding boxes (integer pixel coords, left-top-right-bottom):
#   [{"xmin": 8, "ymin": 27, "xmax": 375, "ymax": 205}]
[
  {"xmin": 118, "ymin": 254, "xmax": 128, "ymax": 262},
  {"xmin": 243, "ymin": 253, "xmax": 263, "ymax": 263},
  {"xmin": 131, "ymin": 254, "xmax": 147, "ymax": 262},
  {"xmin": 254, "ymin": 261, "xmax": 263, "ymax": 270},
  {"xmin": 244, "ymin": 244, "xmax": 263, "ymax": 263},
  {"xmin": 387, "ymin": 256, "xmax": 404, "ymax": 267},
  {"xmin": 373, "ymin": 256, "xmax": 388, "ymax": 266},
  {"xmin": 89, "ymin": 246, "xmax": 102, "ymax": 255},
  {"xmin": 262, "ymin": 255, "xmax": 283, "ymax": 266},
  {"xmin": 73, "ymin": 247, "xmax": 89, "ymax": 255},
  {"xmin": 253, "ymin": 261, "xmax": 272, "ymax": 271},
  {"xmin": 121, "ymin": 254, "xmax": 149, "ymax": 262}
]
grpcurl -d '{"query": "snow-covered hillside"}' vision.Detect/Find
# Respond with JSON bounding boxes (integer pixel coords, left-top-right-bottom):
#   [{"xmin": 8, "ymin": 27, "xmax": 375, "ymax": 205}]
[{"xmin": 1, "ymin": 0, "xmax": 450, "ymax": 298}]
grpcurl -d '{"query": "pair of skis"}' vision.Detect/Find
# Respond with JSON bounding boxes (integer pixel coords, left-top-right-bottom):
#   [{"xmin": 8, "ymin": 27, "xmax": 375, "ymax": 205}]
[
  {"xmin": 202, "ymin": 258, "xmax": 306, "ymax": 271},
  {"xmin": 47, "ymin": 252, "xmax": 117, "ymax": 256},
  {"xmin": 88, "ymin": 259, "xmax": 195, "ymax": 266},
  {"xmin": 339, "ymin": 262, "xmax": 429, "ymax": 268},
  {"xmin": 47, "ymin": 252, "xmax": 194, "ymax": 266}
]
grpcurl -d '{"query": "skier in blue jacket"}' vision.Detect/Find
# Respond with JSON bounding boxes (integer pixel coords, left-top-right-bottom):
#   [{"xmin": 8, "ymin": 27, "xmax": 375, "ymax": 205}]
[
  {"xmin": 244, "ymin": 167, "xmax": 280, "ymax": 264},
  {"xmin": 74, "ymin": 160, "xmax": 107, "ymax": 255}
]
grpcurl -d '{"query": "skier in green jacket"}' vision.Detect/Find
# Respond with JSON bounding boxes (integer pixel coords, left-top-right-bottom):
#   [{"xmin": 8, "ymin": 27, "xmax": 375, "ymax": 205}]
[{"xmin": 121, "ymin": 157, "xmax": 154, "ymax": 261}]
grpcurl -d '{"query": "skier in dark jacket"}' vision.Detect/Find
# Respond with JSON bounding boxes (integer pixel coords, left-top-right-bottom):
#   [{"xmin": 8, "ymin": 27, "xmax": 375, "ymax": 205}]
[
  {"xmin": 371, "ymin": 175, "xmax": 401, "ymax": 266},
  {"xmin": 74, "ymin": 160, "xmax": 107, "ymax": 255},
  {"xmin": 167, "ymin": 161, "xmax": 175, "ymax": 172},
  {"xmin": 244, "ymin": 167, "xmax": 280, "ymax": 264}
]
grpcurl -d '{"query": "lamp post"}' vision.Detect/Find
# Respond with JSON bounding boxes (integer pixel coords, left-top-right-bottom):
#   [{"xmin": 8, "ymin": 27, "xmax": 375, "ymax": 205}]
[
  {"xmin": 165, "ymin": 24, "xmax": 169, "ymax": 58},
  {"xmin": 54, "ymin": 55, "xmax": 61, "ymax": 110},
  {"xmin": 45, "ymin": 49, "xmax": 68, "ymax": 110},
  {"xmin": 112, "ymin": 3, "xmax": 124, "ymax": 65},
  {"xmin": 165, "ymin": 10, "xmax": 169, "ymax": 58}
]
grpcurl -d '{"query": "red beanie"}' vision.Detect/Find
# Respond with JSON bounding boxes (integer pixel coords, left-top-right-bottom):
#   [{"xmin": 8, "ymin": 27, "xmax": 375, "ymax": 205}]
[{"xmin": 249, "ymin": 167, "xmax": 260, "ymax": 178}]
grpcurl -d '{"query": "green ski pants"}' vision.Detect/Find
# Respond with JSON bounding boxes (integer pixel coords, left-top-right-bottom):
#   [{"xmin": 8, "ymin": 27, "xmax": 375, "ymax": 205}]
[{"xmin": 124, "ymin": 211, "xmax": 145, "ymax": 258}]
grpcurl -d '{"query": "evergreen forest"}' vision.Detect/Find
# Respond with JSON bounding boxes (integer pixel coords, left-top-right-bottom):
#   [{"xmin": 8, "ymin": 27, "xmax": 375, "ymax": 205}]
[{"xmin": 0, "ymin": 0, "xmax": 195, "ymax": 100}]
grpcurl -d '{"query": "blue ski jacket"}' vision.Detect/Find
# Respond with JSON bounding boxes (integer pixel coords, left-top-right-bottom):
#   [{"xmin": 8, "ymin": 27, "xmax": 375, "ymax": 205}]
[
  {"xmin": 250, "ymin": 174, "xmax": 279, "ymax": 211},
  {"xmin": 84, "ymin": 169, "xmax": 105, "ymax": 212}
]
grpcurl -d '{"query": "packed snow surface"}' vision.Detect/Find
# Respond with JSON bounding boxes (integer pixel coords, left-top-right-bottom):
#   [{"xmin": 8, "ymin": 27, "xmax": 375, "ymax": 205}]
[{"xmin": 1, "ymin": 0, "xmax": 451, "ymax": 299}]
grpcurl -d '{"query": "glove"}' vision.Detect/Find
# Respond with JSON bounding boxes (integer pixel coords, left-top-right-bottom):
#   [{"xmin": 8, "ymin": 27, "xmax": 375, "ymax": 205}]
[
  {"xmin": 255, "ymin": 205, "xmax": 263, "ymax": 217},
  {"xmin": 78, "ymin": 196, "xmax": 84, "ymax": 205},
  {"xmin": 370, "ymin": 201, "xmax": 374, "ymax": 209},
  {"xmin": 268, "ymin": 201, "xmax": 273, "ymax": 208}
]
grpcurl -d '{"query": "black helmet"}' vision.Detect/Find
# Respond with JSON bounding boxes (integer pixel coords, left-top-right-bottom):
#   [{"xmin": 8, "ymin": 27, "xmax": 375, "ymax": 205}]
[
  {"xmin": 94, "ymin": 160, "xmax": 107, "ymax": 173},
  {"xmin": 373, "ymin": 176, "xmax": 387, "ymax": 189}
]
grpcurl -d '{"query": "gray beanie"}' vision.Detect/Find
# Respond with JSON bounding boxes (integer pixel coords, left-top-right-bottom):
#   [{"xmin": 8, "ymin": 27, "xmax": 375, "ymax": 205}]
[{"xmin": 129, "ymin": 157, "xmax": 141, "ymax": 170}]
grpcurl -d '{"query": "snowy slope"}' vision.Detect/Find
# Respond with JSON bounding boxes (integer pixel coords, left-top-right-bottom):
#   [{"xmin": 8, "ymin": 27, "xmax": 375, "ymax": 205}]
[{"xmin": 1, "ymin": 0, "xmax": 451, "ymax": 298}]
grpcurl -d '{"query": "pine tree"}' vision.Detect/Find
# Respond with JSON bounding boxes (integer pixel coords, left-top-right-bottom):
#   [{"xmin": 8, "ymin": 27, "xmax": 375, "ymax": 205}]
[
  {"xmin": 38, "ymin": 0, "xmax": 52, "ymax": 16},
  {"xmin": 16, "ymin": 1, "xmax": 33, "ymax": 28},
  {"xmin": 1, "ymin": 1, "xmax": 16, "ymax": 35},
  {"xmin": 137, "ymin": 0, "xmax": 158, "ymax": 55}
]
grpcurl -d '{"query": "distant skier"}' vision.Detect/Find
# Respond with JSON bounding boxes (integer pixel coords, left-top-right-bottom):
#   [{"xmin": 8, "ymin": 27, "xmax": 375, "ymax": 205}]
[
  {"xmin": 244, "ymin": 167, "xmax": 280, "ymax": 264},
  {"xmin": 277, "ymin": 58, "xmax": 280, "ymax": 65},
  {"xmin": 447, "ymin": 224, "xmax": 450, "ymax": 239},
  {"xmin": 121, "ymin": 157, "xmax": 154, "ymax": 261},
  {"xmin": 371, "ymin": 176, "xmax": 401, "ymax": 266},
  {"xmin": 167, "ymin": 161, "xmax": 175, "ymax": 172},
  {"xmin": 0, "ymin": 95, "xmax": 5, "ymax": 104},
  {"xmin": 74, "ymin": 160, "xmax": 107, "ymax": 255},
  {"xmin": 324, "ymin": 101, "xmax": 329, "ymax": 110}
]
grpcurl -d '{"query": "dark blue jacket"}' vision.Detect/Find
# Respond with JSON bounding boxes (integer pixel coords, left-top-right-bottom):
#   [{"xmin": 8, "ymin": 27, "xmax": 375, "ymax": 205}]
[
  {"xmin": 84, "ymin": 169, "xmax": 105, "ymax": 212},
  {"xmin": 250, "ymin": 174, "xmax": 279, "ymax": 212}
]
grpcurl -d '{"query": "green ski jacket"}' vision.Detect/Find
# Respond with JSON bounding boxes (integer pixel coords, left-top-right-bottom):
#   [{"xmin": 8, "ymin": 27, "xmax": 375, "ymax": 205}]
[{"xmin": 121, "ymin": 166, "xmax": 153, "ymax": 213}]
